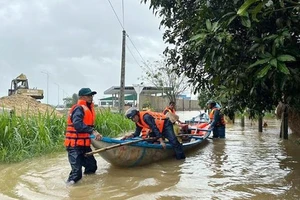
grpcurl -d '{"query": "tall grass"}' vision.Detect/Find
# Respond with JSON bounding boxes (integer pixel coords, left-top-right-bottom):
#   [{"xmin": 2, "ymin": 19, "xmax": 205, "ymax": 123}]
[
  {"xmin": 0, "ymin": 108, "xmax": 134, "ymax": 163},
  {"xmin": 0, "ymin": 110, "xmax": 66, "ymax": 162},
  {"xmin": 94, "ymin": 109, "xmax": 135, "ymax": 137}
]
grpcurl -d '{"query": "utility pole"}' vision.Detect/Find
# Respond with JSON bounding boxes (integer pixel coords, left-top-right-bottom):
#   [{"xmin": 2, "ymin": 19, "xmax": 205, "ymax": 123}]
[{"xmin": 119, "ymin": 29, "xmax": 126, "ymax": 113}]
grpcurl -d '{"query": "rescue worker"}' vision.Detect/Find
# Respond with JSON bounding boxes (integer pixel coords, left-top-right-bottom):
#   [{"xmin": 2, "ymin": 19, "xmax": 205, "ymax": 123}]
[
  {"xmin": 141, "ymin": 127, "xmax": 151, "ymax": 139},
  {"xmin": 163, "ymin": 101, "xmax": 176, "ymax": 115},
  {"xmin": 207, "ymin": 100, "xmax": 226, "ymax": 138},
  {"xmin": 162, "ymin": 101, "xmax": 186, "ymax": 142},
  {"xmin": 163, "ymin": 101, "xmax": 183, "ymax": 124},
  {"xmin": 64, "ymin": 88, "xmax": 102, "ymax": 185},
  {"xmin": 123, "ymin": 108, "xmax": 186, "ymax": 160}
]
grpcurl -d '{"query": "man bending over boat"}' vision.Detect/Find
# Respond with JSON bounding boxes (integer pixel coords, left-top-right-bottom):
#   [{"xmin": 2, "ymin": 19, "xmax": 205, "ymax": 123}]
[{"xmin": 123, "ymin": 108, "xmax": 186, "ymax": 160}]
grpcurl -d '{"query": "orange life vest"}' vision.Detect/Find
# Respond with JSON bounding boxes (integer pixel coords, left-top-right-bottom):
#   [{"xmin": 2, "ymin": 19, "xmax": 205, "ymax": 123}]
[
  {"xmin": 64, "ymin": 100, "xmax": 95, "ymax": 147},
  {"xmin": 209, "ymin": 108, "xmax": 225, "ymax": 126},
  {"xmin": 137, "ymin": 111, "xmax": 167, "ymax": 133},
  {"xmin": 163, "ymin": 106, "xmax": 176, "ymax": 115}
]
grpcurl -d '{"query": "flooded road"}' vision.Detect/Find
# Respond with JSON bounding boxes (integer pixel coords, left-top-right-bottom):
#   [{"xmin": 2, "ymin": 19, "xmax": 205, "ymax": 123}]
[{"xmin": 1, "ymin": 111, "xmax": 300, "ymax": 200}]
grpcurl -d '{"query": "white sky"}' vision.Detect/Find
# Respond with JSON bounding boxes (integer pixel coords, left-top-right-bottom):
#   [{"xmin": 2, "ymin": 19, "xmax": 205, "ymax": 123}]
[{"xmin": 0, "ymin": 0, "xmax": 172, "ymax": 105}]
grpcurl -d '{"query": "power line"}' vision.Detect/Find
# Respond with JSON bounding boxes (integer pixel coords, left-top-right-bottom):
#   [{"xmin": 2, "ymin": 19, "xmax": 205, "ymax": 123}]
[
  {"xmin": 107, "ymin": 0, "xmax": 125, "ymax": 30},
  {"xmin": 126, "ymin": 44, "xmax": 142, "ymax": 67},
  {"xmin": 106, "ymin": 0, "xmax": 150, "ymax": 69},
  {"xmin": 126, "ymin": 34, "xmax": 151, "ymax": 68}
]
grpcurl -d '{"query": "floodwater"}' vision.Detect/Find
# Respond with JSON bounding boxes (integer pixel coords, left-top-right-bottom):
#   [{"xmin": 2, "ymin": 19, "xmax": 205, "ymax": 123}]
[{"xmin": 1, "ymin": 111, "xmax": 300, "ymax": 200}]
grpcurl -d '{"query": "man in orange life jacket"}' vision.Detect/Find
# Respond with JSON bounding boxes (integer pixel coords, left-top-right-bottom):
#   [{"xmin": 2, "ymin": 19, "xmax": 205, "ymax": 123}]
[
  {"xmin": 207, "ymin": 100, "xmax": 226, "ymax": 138},
  {"xmin": 123, "ymin": 108, "xmax": 186, "ymax": 160},
  {"xmin": 64, "ymin": 88, "xmax": 102, "ymax": 185},
  {"xmin": 162, "ymin": 101, "xmax": 187, "ymax": 142},
  {"xmin": 163, "ymin": 101, "xmax": 183, "ymax": 124}
]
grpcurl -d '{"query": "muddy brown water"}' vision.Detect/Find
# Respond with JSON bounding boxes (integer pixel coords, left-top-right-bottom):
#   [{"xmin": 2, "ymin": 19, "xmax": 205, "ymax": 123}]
[{"xmin": 0, "ymin": 111, "xmax": 300, "ymax": 200}]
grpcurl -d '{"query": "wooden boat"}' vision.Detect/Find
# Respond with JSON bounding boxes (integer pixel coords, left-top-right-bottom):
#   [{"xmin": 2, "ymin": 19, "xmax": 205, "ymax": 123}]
[
  {"xmin": 91, "ymin": 129, "xmax": 211, "ymax": 167},
  {"xmin": 178, "ymin": 122, "xmax": 210, "ymax": 136},
  {"xmin": 184, "ymin": 112, "xmax": 210, "ymax": 124}
]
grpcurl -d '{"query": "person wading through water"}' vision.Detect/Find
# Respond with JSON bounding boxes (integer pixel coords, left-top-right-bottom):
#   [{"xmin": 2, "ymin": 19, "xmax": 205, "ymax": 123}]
[
  {"xmin": 163, "ymin": 101, "xmax": 188, "ymax": 142},
  {"xmin": 64, "ymin": 88, "xmax": 102, "ymax": 185},
  {"xmin": 207, "ymin": 100, "xmax": 226, "ymax": 138}
]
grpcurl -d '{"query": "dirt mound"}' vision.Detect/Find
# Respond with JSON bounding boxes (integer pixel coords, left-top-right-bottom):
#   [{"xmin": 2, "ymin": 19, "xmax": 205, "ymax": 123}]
[{"xmin": 0, "ymin": 94, "xmax": 63, "ymax": 116}]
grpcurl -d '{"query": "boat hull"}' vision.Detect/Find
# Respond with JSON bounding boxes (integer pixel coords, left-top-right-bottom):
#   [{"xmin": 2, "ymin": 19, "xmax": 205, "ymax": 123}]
[{"xmin": 91, "ymin": 131, "xmax": 211, "ymax": 167}]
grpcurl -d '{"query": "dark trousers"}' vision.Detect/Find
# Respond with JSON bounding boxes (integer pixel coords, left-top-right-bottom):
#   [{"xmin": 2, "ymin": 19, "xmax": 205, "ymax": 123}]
[
  {"xmin": 213, "ymin": 126, "xmax": 226, "ymax": 138},
  {"xmin": 67, "ymin": 147, "xmax": 97, "ymax": 183},
  {"xmin": 163, "ymin": 120, "xmax": 186, "ymax": 160}
]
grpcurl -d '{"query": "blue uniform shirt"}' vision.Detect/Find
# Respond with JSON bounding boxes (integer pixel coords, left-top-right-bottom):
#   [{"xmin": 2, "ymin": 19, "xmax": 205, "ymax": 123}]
[
  {"xmin": 132, "ymin": 113, "xmax": 162, "ymax": 138},
  {"xmin": 71, "ymin": 105, "xmax": 94, "ymax": 134}
]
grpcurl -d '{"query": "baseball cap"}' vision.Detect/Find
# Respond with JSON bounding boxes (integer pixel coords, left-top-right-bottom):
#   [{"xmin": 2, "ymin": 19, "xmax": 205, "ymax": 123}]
[{"xmin": 78, "ymin": 88, "xmax": 97, "ymax": 96}]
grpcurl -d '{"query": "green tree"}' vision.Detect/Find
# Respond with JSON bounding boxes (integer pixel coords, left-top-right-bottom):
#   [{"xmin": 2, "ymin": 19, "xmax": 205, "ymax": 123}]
[
  {"xmin": 142, "ymin": 0, "xmax": 300, "ymax": 116},
  {"xmin": 197, "ymin": 88, "xmax": 213, "ymax": 109},
  {"xmin": 62, "ymin": 93, "xmax": 78, "ymax": 108},
  {"xmin": 63, "ymin": 97, "xmax": 73, "ymax": 108},
  {"xmin": 72, "ymin": 93, "xmax": 78, "ymax": 105}
]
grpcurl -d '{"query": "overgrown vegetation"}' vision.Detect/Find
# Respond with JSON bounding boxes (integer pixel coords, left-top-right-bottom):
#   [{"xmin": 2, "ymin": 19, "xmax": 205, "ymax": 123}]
[
  {"xmin": 142, "ymin": 0, "xmax": 300, "ymax": 117},
  {"xmin": 95, "ymin": 109, "xmax": 135, "ymax": 137},
  {"xmin": 0, "ymin": 109, "xmax": 134, "ymax": 163}
]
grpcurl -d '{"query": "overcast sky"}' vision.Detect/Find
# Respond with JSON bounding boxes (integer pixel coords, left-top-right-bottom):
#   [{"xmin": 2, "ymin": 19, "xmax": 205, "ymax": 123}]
[{"xmin": 0, "ymin": 0, "xmax": 169, "ymax": 105}]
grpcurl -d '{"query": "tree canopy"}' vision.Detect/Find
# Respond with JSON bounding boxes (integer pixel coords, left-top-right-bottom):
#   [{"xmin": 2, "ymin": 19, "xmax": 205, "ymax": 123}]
[
  {"xmin": 142, "ymin": 0, "xmax": 300, "ymax": 116},
  {"xmin": 63, "ymin": 93, "xmax": 78, "ymax": 108}
]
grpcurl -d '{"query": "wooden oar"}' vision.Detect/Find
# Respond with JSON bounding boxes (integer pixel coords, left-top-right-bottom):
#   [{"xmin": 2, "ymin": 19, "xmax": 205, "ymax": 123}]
[{"xmin": 85, "ymin": 139, "xmax": 147, "ymax": 156}]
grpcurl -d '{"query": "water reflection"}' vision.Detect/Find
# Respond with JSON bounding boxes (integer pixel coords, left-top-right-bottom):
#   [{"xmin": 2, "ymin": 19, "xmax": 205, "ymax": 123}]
[
  {"xmin": 210, "ymin": 139, "xmax": 227, "ymax": 177},
  {"xmin": 93, "ymin": 161, "xmax": 182, "ymax": 200},
  {"xmin": 64, "ymin": 159, "xmax": 183, "ymax": 200},
  {"xmin": 278, "ymin": 135, "xmax": 300, "ymax": 199}
]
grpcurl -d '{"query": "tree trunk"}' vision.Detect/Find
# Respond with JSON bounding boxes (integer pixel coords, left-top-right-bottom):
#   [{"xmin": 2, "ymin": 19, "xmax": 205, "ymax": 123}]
[
  {"xmin": 241, "ymin": 115, "xmax": 245, "ymax": 127},
  {"xmin": 258, "ymin": 116, "xmax": 263, "ymax": 132},
  {"xmin": 280, "ymin": 104, "xmax": 288, "ymax": 139}
]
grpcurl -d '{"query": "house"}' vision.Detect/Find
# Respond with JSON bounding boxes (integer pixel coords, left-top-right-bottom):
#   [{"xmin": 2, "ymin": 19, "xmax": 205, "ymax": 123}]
[
  {"xmin": 99, "ymin": 85, "xmax": 200, "ymax": 111},
  {"xmin": 99, "ymin": 94, "xmax": 137, "ymax": 107},
  {"xmin": 100, "ymin": 85, "xmax": 171, "ymax": 108}
]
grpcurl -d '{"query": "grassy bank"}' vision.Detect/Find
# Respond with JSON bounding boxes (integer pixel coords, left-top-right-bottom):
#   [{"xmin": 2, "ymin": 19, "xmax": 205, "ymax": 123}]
[{"xmin": 0, "ymin": 109, "xmax": 134, "ymax": 163}]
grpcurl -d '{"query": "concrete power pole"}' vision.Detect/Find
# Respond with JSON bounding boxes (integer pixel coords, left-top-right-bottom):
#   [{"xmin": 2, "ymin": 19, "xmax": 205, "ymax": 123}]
[{"xmin": 119, "ymin": 30, "xmax": 126, "ymax": 113}]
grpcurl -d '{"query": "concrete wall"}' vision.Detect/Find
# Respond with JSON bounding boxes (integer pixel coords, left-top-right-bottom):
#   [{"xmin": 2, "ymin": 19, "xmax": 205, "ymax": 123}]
[{"xmin": 139, "ymin": 95, "xmax": 200, "ymax": 112}]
